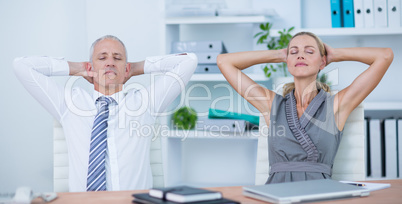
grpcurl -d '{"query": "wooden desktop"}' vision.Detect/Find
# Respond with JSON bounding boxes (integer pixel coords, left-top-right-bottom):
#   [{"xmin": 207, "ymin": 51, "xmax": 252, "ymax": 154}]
[{"xmin": 33, "ymin": 179, "xmax": 402, "ymax": 204}]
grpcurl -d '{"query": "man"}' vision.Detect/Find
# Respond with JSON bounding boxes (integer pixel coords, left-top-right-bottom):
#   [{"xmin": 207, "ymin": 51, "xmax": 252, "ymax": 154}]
[{"xmin": 14, "ymin": 35, "xmax": 197, "ymax": 192}]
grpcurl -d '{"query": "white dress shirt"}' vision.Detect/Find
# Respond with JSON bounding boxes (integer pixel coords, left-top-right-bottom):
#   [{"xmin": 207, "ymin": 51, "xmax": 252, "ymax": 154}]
[{"xmin": 13, "ymin": 53, "xmax": 197, "ymax": 192}]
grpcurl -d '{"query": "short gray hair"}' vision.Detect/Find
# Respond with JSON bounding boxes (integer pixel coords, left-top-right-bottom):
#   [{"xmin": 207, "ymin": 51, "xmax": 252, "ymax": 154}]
[{"xmin": 89, "ymin": 35, "xmax": 127, "ymax": 63}]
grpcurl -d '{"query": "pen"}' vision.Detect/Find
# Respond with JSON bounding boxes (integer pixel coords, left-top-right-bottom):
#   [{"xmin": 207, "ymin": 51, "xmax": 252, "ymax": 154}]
[{"xmin": 346, "ymin": 183, "xmax": 366, "ymax": 187}]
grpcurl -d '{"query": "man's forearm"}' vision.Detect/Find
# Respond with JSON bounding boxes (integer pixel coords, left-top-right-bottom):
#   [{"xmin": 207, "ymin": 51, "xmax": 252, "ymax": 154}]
[
  {"xmin": 128, "ymin": 61, "xmax": 145, "ymax": 77},
  {"xmin": 68, "ymin": 61, "xmax": 87, "ymax": 76}
]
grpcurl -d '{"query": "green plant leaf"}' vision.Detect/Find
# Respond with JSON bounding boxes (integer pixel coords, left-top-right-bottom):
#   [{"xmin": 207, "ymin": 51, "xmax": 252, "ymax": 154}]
[
  {"xmin": 263, "ymin": 66, "xmax": 269, "ymax": 73},
  {"xmin": 288, "ymin": 27, "xmax": 295, "ymax": 32},
  {"xmin": 253, "ymin": 31, "xmax": 264, "ymax": 38},
  {"xmin": 267, "ymin": 72, "xmax": 272, "ymax": 78},
  {"xmin": 260, "ymin": 23, "xmax": 268, "ymax": 31},
  {"xmin": 255, "ymin": 21, "xmax": 294, "ymax": 79},
  {"xmin": 258, "ymin": 34, "xmax": 268, "ymax": 44}
]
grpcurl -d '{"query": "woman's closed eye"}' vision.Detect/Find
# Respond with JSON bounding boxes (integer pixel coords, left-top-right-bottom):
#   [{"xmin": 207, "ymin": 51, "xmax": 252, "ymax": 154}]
[
  {"xmin": 290, "ymin": 50, "xmax": 298, "ymax": 55},
  {"xmin": 306, "ymin": 50, "xmax": 314, "ymax": 54}
]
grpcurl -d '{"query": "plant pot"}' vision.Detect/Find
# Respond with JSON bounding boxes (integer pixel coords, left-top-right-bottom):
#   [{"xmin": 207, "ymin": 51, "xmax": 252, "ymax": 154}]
[{"xmin": 272, "ymin": 76, "xmax": 294, "ymax": 95}]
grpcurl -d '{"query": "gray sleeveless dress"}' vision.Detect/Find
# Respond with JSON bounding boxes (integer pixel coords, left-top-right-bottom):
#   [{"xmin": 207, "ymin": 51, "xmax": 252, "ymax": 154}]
[{"xmin": 266, "ymin": 89, "xmax": 343, "ymax": 184}]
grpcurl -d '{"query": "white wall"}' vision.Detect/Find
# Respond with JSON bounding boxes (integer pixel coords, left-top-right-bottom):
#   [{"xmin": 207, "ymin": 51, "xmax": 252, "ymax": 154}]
[
  {"xmin": 0, "ymin": 0, "xmax": 87, "ymax": 192},
  {"xmin": 0, "ymin": 0, "xmax": 163, "ymax": 192},
  {"xmin": 86, "ymin": 0, "xmax": 165, "ymax": 61}
]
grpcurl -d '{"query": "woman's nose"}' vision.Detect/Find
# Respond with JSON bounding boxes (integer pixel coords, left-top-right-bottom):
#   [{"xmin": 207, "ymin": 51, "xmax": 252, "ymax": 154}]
[{"xmin": 297, "ymin": 56, "xmax": 305, "ymax": 60}]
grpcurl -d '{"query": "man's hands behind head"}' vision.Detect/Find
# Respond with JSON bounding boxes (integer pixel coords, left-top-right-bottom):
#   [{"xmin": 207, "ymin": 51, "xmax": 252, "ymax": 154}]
[{"xmin": 68, "ymin": 61, "xmax": 94, "ymax": 84}]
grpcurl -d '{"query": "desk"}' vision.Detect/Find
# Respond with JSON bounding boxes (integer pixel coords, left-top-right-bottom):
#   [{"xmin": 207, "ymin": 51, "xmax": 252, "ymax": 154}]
[{"xmin": 35, "ymin": 180, "xmax": 402, "ymax": 204}]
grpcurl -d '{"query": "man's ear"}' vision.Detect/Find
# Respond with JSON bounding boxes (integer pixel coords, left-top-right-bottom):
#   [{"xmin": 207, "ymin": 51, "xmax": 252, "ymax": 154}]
[
  {"xmin": 86, "ymin": 62, "xmax": 94, "ymax": 77},
  {"xmin": 125, "ymin": 63, "xmax": 131, "ymax": 77}
]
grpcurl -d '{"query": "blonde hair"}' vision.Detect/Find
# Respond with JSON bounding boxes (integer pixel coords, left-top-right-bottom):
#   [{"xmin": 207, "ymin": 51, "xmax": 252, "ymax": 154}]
[{"xmin": 283, "ymin": 31, "xmax": 330, "ymax": 96}]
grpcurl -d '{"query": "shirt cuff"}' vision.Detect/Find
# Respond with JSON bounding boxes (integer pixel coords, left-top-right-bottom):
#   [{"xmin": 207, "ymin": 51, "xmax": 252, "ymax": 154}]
[
  {"xmin": 15, "ymin": 56, "xmax": 70, "ymax": 76},
  {"xmin": 143, "ymin": 53, "xmax": 196, "ymax": 74},
  {"xmin": 49, "ymin": 57, "xmax": 70, "ymax": 76}
]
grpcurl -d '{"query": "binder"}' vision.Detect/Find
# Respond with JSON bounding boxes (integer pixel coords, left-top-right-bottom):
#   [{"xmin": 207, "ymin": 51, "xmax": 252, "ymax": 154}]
[
  {"xmin": 343, "ymin": 0, "xmax": 355, "ymax": 27},
  {"xmin": 354, "ymin": 0, "xmax": 365, "ymax": 27},
  {"xmin": 331, "ymin": 0, "xmax": 343, "ymax": 27},
  {"xmin": 364, "ymin": 0, "xmax": 375, "ymax": 27},
  {"xmin": 369, "ymin": 119, "xmax": 382, "ymax": 178},
  {"xmin": 195, "ymin": 64, "xmax": 221, "ymax": 73},
  {"xmin": 374, "ymin": 0, "xmax": 388, "ymax": 27},
  {"xmin": 208, "ymin": 108, "xmax": 259, "ymax": 125},
  {"xmin": 196, "ymin": 52, "xmax": 220, "ymax": 64},
  {"xmin": 364, "ymin": 119, "xmax": 369, "ymax": 177},
  {"xmin": 171, "ymin": 41, "xmax": 227, "ymax": 54},
  {"xmin": 196, "ymin": 117, "xmax": 247, "ymax": 133},
  {"xmin": 384, "ymin": 119, "xmax": 397, "ymax": 179},
  {"xmin": 387, "ymin": 0, "xmax": 401, "ymax": 27},
  {"xmin": 398, "ymin": 120, "xmax": 402, "ymax": 178}
]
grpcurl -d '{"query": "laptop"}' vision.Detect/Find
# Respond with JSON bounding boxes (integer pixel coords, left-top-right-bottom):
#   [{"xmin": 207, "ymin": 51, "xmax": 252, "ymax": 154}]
[{"xmin": 243, "ymin": 179, "xmax": 370, "ymax": 204}]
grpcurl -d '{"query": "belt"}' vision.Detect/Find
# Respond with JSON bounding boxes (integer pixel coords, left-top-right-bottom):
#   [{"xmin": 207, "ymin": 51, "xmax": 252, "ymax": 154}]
[{"xmin": 270, "ymin": 162, "xmax": 332, "ymax": 175}]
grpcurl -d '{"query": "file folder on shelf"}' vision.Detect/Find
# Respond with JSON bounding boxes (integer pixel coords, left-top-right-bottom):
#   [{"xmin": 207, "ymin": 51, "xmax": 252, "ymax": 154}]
[
  {"xmin": 384, "ymin": 119, "xmax": 397, "ymax": 179},
  {"xmin": 398, "ymin": 120, "xmax": 402, "ymax": 178},
  {"xmin": 331, "ymin": 0, "xmax": 343, "ymax": 27},
  {"xmin": 195, "ymin": 64, "xmax": 221, "ymax": 73},
  {"xmin": 364, "ymin": 0, "xmax": 375, "ymax": 27},
  {"xmin": 369, "ymin": 119, "xmax": 382, "ymax": 178},
  {"xmin": 196, "ymin": 117, "xmax": 248, "ymax": 133},
  {"xmin": 208, "ymin": 109, "xmax": 259, "ymax": 125},
  {"xmin": 171, "ymin": 41, "xmax": 227, "ymax": 54},
  {"xmin": 342, "ymin": 0, "xmax": 355, "ymax": 27},
  {"xmin": 364, "ymin": 119, "xmax": 369, "ymax": 177},
  {"xmin": 354, "ymin": 0, "xmax": 365, "ymax": 27},
  {"xmin": 196, "ymin": 52, "xmax": 220, "ymax": 64},
  {"xmin": 374, "ymin": 0, "xmax": 388, "ymax": 27},
  {"xmin": 387, "ymin": 0, "xmax": 401, "ymax": 27}
]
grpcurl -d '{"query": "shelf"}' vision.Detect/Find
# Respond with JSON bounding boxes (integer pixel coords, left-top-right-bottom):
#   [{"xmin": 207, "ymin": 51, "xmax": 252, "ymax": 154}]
[
  {"xmin": 271, "ymin": 27, "xmax": 402, "ymax": 37},
  {"xmin": 364, "ymin": 102, "xmax": 402, "ymax": 110},
  {"xmin": 364, "ymin": 102, "xmax": 402, "ymax": 119},
  {"xmin": 166, "ymin": 130, "xmax": 259, "ymax": 139},
  {"xmin": 190, "ymin": 73, "xmax": 269, "ymax": 82},
  {"xmin": 166, "ymin": 15, "xmax": 270, "ymax": 25}
]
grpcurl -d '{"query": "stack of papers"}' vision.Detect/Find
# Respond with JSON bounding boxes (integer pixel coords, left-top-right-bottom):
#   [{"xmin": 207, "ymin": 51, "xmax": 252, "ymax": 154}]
[{"xmin": 339, "ymin": 181, "xmax": 391, "ymax": 192}]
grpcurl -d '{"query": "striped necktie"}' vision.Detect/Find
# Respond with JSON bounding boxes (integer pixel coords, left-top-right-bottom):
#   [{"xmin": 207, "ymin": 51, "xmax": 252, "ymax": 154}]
[{"xmin": 86, "ymin": 96, "xmax": 113, "ymax": 191}]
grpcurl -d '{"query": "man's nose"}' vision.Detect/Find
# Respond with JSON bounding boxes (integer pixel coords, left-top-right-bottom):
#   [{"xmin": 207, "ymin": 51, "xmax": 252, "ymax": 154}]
[{"xmin": 106, "ymin": 58, "xmax": 116, "ymax": 67}]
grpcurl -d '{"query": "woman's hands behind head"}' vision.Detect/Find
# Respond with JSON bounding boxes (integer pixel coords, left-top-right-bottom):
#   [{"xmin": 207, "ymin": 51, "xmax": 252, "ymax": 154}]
[
  {"xmin": 279, "ymin": 48, "xmax": 288, "ymax": 63},
  {"xmin": 324, "ymin": 43, "xmax": 335, "ymax": 66}
]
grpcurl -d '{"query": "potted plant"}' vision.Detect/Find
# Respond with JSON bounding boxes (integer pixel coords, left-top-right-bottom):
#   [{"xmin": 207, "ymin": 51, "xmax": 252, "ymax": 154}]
[
  {"xmin": 254, "ymin": 22, "xmax": 294, "ymax": 78},
  {"xmin": 254, "ymin": 22, "xmax": 295, "ymax": 92},
  {"xmin": 172, "ymin": 106, "xmax": 198, "ymax": 130}
]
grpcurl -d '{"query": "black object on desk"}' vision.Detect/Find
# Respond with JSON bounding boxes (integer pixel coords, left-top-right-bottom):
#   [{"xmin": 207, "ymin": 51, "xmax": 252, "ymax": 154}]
[{"xmin": 132, "ymin": 193, "xmax": 240, "ymax": 204}]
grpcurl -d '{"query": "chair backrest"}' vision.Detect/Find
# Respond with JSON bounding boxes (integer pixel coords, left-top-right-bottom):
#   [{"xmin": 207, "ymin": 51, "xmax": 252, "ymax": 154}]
[
  {"xmin": 255, "ymin": 103, "xmax": 366, "ymax": 185},
  {"xmin": 53, "ymin": 120, "xmax": 165, "ymax": 192}
]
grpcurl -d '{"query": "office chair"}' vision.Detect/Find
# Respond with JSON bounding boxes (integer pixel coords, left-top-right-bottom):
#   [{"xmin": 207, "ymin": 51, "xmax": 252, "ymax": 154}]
[
  {"xmin": 255, "ymin": 103, "xmax": 366, "ymax": 185},
  {"xmin": 53, "ymin": 120, "xmax": 165, "ymax": 192}
]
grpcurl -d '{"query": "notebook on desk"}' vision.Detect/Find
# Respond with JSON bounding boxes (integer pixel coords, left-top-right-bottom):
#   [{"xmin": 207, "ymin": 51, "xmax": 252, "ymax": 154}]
[{"xmin": 243, "ymin": 179, "xmax": 370, "ymax": 204}]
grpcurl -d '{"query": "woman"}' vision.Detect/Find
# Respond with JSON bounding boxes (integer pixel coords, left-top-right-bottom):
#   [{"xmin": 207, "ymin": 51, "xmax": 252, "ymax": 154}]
[{"xmin": 217, "ymin": 32, "xmax": 393, "ymax": 184}]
